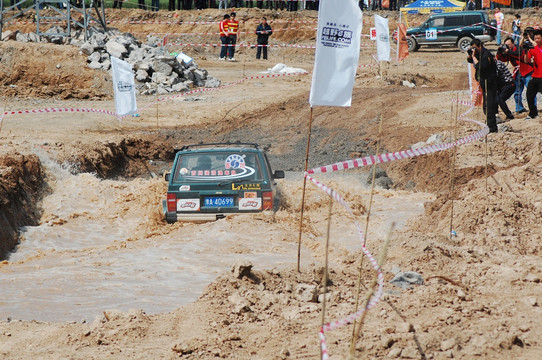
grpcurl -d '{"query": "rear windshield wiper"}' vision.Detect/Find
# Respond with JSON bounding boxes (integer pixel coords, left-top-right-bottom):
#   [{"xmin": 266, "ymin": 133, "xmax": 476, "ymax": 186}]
[{"xmin": 218, "ymin": 179, "xmax": 246, "ymax": 187}]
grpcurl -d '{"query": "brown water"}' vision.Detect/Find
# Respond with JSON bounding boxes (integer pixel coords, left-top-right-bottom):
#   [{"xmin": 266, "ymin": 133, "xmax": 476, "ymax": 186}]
[{"xmin": 0, "ymin": 157, "xmax": 432, "ymax": 322}]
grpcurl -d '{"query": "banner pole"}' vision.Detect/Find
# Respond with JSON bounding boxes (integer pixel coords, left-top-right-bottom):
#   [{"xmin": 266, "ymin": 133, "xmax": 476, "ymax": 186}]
[
  {"xmin": 349, "ymin": 113, "xmax": 383, "ymax": 354},
  {"xmin": 396, "ymin": 12, "xmax": 400, "ymax": 62},
  {"xmin": 156, "ymin": 102, "xmax": 159, "ymax": 128},
  {"xmin": 0, "ymin": 101, "xmax": 7, "ymax": 134},
  {"xmin": 297, "ymin": 106, "xmax": 314, "ymax": 273},
  {"xmin": 320, "ymin": 192, "xmax": 333, "ymax": 342},
  {"xmin": 449, "ymin": 92, "xmax": 459, "ymax": 241},
  {"xmin": 349, "ymin": 222, "xmax": 395, "ymax": 359}
]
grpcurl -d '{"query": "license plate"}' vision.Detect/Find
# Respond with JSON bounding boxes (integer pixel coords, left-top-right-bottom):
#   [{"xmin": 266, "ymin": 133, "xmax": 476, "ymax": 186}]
[{"xmin": 204, "ymin": 196, "xmax": 234, "ymax": 207}]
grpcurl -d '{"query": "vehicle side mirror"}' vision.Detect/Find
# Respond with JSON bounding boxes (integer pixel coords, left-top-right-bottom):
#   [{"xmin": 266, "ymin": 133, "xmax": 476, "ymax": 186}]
[
  {"xmin": 273, "ymin": 170, "xmax": 285, "ymax": 179},
  {"xmin": 164, "ymin": 172, "xmax": 171, "ymax": 181}
]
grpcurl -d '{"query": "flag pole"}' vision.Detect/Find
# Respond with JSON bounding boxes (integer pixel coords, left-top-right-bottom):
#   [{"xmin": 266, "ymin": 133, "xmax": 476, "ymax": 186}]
[
  {"xmin": 297, "ymin": 106, "xmax": 314, "ymax": 273},
  {"xmin": 0, "ymin": 100, "xmax": 7, "ymax": 134},
  {"xmin": 320, "ymin": 192, "xmax": 333, "ymax": 341},
  {"xmin": 396, "ymin": 12, "xmax": 401, "ymax": 62},
  {"xmin": 350, "ymin": 113, "xmax": 383, "ymax": 352}
]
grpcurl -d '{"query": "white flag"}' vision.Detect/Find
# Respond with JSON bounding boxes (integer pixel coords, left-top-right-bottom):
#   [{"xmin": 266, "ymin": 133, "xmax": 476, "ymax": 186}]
[
  {"xmin": 309, "ymin": 0, "xmax": 363, "ymax": 107},
  {"xmin": 375, "ymin": 15, "xmax": 390, "ymax": 62},
  {"xmin": 111, "ymin": 56, "xmax": 137, "ymax": 117}
]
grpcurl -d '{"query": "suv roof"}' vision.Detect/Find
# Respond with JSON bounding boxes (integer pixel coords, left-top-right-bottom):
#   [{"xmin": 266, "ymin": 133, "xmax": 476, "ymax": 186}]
[{"xmin": 176, "ymin": 142, "xmax": 260, "ymax": 153}]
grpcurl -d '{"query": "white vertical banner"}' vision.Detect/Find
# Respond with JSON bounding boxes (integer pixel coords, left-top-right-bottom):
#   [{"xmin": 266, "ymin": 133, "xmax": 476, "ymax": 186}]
[
  {"xmin": 375, "ymin": 15, "xmax": 390, "ymax": 62},
  {"xmin": 309, "ymin": 0, "xmax": 363, "ymax": 107},
  {"xmin": 111, "ymin": 56, "xmax": 137, "ymax": 117}
]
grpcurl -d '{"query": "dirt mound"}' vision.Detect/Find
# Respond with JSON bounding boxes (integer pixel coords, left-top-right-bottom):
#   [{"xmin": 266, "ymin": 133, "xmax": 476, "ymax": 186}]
[
  {"xmin": 0, "ymin": 42, "xmax": 110, "ymax": 99},
  {"xmin": 0, "ymin": 152, "xmax": 43, "ymax": 259}
]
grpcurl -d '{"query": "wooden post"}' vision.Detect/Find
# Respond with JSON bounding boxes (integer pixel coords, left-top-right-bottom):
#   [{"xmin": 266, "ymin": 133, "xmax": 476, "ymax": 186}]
[
  {"xmin": 350, "ymin": 114, "xmax": 383, "ymax": 351},
  {"xmin": 297, "ymin": 106, "xmax": 314, "ymax": 272}
]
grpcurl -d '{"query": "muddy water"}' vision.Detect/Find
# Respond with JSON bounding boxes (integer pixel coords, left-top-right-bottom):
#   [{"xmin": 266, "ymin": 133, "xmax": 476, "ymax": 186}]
[{"xmin": 0, "ymin": 159, "xmax": 433, "ymax": 322}]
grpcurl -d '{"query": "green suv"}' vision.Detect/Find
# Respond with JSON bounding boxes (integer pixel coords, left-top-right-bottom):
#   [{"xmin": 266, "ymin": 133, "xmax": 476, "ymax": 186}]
[
  {"xmin": 163, "ymin": 143, "xmax": 285, "ymax": 222},
  {"xmin": 406, "ymin": 11, "xmax": 496, "ymax": 52}
]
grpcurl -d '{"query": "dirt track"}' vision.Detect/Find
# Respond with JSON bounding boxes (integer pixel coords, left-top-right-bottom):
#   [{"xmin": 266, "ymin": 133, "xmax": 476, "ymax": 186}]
[{"xmin": 1, "ymin": 8, "xmax": 542, "ymax": 360}]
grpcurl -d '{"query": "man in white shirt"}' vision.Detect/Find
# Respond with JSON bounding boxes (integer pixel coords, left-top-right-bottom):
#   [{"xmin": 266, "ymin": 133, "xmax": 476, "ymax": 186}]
[{"xmin": 494, "ymin": 7, "xmax": 504, "ymax": 46}]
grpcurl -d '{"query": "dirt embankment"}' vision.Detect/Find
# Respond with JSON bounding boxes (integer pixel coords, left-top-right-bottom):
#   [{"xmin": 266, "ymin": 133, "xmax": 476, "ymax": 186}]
[{"xmin": 0, "ymin": 152, "xmax": 43, "ymax": 259}]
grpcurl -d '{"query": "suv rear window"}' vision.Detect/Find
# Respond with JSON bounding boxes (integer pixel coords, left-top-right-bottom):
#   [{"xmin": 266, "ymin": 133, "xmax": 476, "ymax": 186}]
[
  {"xmin": 444, "ymin": 16, "xmax": 463, "ymax": 27},
  {"xmin": 173, "ymin": 152, "xmax": 263, "ymax": 183},
  {"xmin": 464, "ymin": 14, "xmax": 482, "ymax": 25}
]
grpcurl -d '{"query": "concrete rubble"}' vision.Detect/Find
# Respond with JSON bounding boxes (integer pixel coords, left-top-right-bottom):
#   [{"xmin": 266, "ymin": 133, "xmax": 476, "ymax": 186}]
[{"xmin": 1, "ymin": 26, "xmax": 221, "ymax": 95}]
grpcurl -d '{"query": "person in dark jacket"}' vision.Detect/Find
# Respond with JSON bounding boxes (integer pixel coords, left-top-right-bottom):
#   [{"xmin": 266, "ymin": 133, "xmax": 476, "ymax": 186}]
[
  {"xmin": 256, "ymin": 17, "xmax": 273, "ymax": 60},
  {"xmin": 468, "ymin": 38, "xmax": 498, "ymax": 133},
  {"xmin": 495, "ymin": 55, "xmax": 516, "ymax": 120}
]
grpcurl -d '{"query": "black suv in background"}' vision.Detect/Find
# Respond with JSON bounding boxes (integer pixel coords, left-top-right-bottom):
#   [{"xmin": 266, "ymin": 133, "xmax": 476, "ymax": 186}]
[{"xmin": 406, "ymin": 11, "xmax": 496, "ymax": 52}]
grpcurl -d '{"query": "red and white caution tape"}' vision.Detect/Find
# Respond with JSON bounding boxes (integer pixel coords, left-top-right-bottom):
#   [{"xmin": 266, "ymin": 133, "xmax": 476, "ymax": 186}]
[{"xmin": 308, "ymin": 101, "xmax": 486, "ymax": 359}]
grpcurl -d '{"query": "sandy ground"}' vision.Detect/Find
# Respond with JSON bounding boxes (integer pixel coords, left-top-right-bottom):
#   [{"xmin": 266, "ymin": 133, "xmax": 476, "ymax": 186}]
[{"xmin": 1, "ymin": 8, "xmax": 542, "ymax": 360}]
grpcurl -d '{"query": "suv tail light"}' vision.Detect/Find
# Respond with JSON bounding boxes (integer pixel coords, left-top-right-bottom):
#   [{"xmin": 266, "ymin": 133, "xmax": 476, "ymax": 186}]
[
  {"xmin": 167, "ymin": 193, "xmax": 177, "ymax": 212},
  {"xmin": 262, "ymin": 191, "xmax": 273, "ymax": 210}
]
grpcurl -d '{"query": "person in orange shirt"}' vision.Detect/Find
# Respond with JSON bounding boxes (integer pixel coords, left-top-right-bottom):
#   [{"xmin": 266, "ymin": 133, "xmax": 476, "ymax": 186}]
[
  {"xmin": 219, "ymin": 14, "xmax": 230, "ymax": 61},
  {"xmin": 227, "ymin": 12, "xmax": 239, "ymax": 61}
]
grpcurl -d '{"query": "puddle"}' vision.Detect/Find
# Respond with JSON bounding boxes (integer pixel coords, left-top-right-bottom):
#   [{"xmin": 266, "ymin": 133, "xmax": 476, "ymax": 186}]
[{"xmin": 0, "ymin": 160, "xmax": 432, "ymax": 322}]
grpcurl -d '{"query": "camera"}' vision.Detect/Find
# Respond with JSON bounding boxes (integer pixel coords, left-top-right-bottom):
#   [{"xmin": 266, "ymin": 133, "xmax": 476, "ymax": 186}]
[
  {"xmin": 497, "ymin": 45, "xmax": 508, "ymax": 55},
  {"xmin": 523, "ymin": 40, "xmax": 534, "ymax": 50},
  {"xmin": 467, "ymin": 48, "xmax": 473, "ymax": 56}
]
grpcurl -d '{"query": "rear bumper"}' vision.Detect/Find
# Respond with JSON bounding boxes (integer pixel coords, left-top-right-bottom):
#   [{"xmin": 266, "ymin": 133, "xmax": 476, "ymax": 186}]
[{"xmin": 165, "ymin": 211, "xmax": 226, "ymax": 222}]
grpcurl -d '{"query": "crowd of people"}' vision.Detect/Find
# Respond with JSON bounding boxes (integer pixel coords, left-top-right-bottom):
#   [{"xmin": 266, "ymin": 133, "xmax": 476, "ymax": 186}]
[
  {"xmin": 468, "ymin": 28, "xmax": 542, "ymax": 133},
  {"xmin": 218, "ymin": 12, "xmax": 272, "ymax": 60},
  {"xmin": 105, "ymin": 0, "xmax": 320, "ymax": 11}
]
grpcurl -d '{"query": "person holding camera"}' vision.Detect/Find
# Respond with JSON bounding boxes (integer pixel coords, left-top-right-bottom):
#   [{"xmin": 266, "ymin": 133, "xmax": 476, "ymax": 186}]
[
  {"xmin": 468, "ymin": 39, "xmax": 498, "ymax": 133},
  {"xmin": 523, "ymin": 29, "xmax": 542, "ymax": 121},
  {"xmin": 498, "ymin": 36, "xmax": 536, "ymax": 115}
]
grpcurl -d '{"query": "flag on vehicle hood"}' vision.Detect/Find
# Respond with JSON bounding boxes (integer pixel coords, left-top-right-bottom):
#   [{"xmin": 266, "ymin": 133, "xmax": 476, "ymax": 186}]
[
  {"xmin": 375, "ymin": 15, "xmax": 390, "ymax": 62},
  {"xmin": 309, "ymin": 0, "xmax": 363, "ymax": 107},
  {"xmin": 111, "ymin": 56, "xmax": 137, "ymax": 117}
]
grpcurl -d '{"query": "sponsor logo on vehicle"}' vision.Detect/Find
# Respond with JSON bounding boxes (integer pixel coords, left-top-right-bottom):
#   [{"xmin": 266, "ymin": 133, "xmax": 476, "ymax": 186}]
[
  {"xmin": 179, "ymin": 185, "xmax": 190, "ymax": 191},
  {"xmin": 180, "ymin": 202, "xmax": 197, "ymax": 208},
  {"xmin": 177, "ymin": 199, "xmax": 200, "ymax": 211},
  {"xmin": 238, "ymin": 197, "xmax": 262, "ymax": 210},
  {"xmin": 225, "ymin": 154, "xmax": 246, "ymax": 169},
  {"xmin": 232, "ymin": 183, "xmax": 262, "ymax": 190}
]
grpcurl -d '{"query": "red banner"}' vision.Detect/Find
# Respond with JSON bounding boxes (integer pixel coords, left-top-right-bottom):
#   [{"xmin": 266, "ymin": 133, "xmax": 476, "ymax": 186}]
[
  {"xmin": 398, "ymin": 24, "xmax": 409, "ymax": 61},
  {"xmin": 489, "ymin": 0, "xmax": 511, "ymax": 5}
]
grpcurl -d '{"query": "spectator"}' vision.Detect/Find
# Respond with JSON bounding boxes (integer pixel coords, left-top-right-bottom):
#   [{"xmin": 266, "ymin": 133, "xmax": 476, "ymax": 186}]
[
  {"xmin": 512, "ymin": 14, "xmax": 521, "ymax": 46},
  {"xmin": 218, "ymin": 0, "xmax": 228, "ymax": 9},
  {"xmin": 10, "ymin": 0, "xmax": 23, "ymax": 10},
  {"xmin": 498, "ymin": 36, "xmax": 535, "ymax": 115},
  {"xmin": 468, "ymin": 39, "xmax": 498, "ymax": 133},
  {"xmin": 494, "ymin": 7, "xmax": 504, "ymax": 46},
  {"xmin": 227, "ymin": 12, "xmax": 239, "ymax": 61},
  {"xmin": 219, "ymin": 14, "xmax": 230, "ymax": 61},
  {"xmin": 524, "ymin": 29, "xmax": 542, "ymax": 120},
  {"xmin": 466, "ymin": 0, "xmax": 475, "ymax": 10},
  {"xmin": 151, "ymin": 0, "xmax": 159, "ymax": 10},
  {"xmin": 113, "ymin": 0, "xmax": 123, "ymax": 7},
  {"xmin": 138, "ymin": 0, "xmax": 147, "ymax": 10},
  {"xmin": 256, "ymin": 17, "xmax": 272, "ymax": 60},
  {"xmin": 495, "ymin": 55, "xmax": 516, "ymax": 120},
  {"xmin": 287, "ymin": 0, "xmax": 297, "ymax": 11}
]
